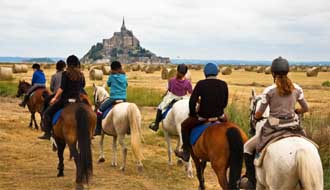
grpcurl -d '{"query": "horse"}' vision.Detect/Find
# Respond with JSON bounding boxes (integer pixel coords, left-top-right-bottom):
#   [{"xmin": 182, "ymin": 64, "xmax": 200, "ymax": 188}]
[
  {"xmin": 93, "ymin": 84, "xmax": 144, "ymax": 172},
  {"xmin": 48, "ymin": 93, "xmax": 96, "ymax": 190},
  {"xmin": 162, "ymin": 98, "xmax": 193, "ymax": 178},
  {"xmin": 249, "ymin": 89, "xmax": 323, "ymax": 190},
  {"xmin": 190, "ymin": 120, "xmax": 248, "ymax": 190},
  {"xmin": 16, "ymin": 80, "xmax": 49, "ymax": 129}
]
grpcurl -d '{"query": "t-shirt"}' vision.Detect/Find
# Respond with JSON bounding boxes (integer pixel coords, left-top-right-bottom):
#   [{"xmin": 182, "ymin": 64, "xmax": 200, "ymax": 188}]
[
  {"xmin": 60, "ymin": 71, "xmax": 85, "ymax": 99},
  {"xmin": 168, "ymin": 77, "xmax": 192, "ymax": 96},
  {"xmin": 189, "ymin": 78, "xmax": 228, "ymax": 118},
  {"xmin": 50, "ymin": 71, "xmax": 63, "ymax": 93},
  {"xmin": 107, "ymin": 73, "xmax": 127, "ymax": 100}
]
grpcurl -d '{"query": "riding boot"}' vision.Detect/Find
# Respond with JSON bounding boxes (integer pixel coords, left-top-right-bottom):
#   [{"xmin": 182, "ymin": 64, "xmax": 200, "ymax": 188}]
[
  {"xmin": 149, "ymin": 109, "xmax": 162, "ymax": 132},
  {"xmin": 94, "ymin": 114, "xmax": 102, "ymax": 136},
  {"xmin": 19, "ymin": 95, "xmax": 29, "ymax": 108},
  {"xmin": 174, "ymin": 129, "xmax": 191, "ymax": 162},
  {"xmin": 240, "ymin": 153, "xmax": 256, "ymax": 189},
  {"xmin": 38, "ymin": 115, "xmax": 52, "ymax": 140}
]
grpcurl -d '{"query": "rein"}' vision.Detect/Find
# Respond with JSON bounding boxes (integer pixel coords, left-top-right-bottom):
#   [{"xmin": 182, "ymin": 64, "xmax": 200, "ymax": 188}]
[
  {"xmin": 249, "ymin": 96, "xmax": 268, "ymax": 134},
  {"xmin": 93, "ymin": 88, "xmax": 109, "ymax": 109}
]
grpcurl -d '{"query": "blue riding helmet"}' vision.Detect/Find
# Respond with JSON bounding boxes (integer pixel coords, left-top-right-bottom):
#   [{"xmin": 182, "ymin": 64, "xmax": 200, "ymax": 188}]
[{"xmin": 203, "ymin": 63, "xmax": 218, "ymax": 77}]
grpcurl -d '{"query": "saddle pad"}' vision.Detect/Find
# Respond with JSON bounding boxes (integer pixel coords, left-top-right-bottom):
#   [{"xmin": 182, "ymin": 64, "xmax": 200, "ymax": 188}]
[
  {"xmin": 161, "ymin": 106, "xmax": 172, "ymax": 119},
  {"xmin": 52, "ymin": 109, "xmax": 63, "ymax": 125},
  {"xmin": 102, "ymin": 106, "xmax": 112, "ymax": 119},
  {"xmin": 190, "ymin": 122, "xmax": 220, "ymax": 145},
  {"xmin": 254, "ymin": 134, "xmax": 318, "ymax": 167}
]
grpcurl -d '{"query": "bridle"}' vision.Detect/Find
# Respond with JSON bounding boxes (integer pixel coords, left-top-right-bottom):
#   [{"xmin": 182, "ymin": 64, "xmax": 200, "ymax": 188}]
[
  {"xmin": 93, "ymin": 87, "xmax": 109, "ymax": 110},
  {"xmin": 249, "ymin": 96, "xmax": 266, "ymax": 135}
]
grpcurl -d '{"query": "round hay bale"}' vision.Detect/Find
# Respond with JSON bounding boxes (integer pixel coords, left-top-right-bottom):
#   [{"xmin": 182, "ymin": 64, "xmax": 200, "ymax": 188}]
[
  {"xmin": 43, "ymin": 64, "xmax": 52, "ymax": 69},
  {"xmin": 161, "ymin": 67, "xmax": 169, "ymax": 80},
  {"xmin": 221, "ymin": 67, "xmax": 232, "ymax": 75},
  {"xmin": 290, "ymin": 66, "xmax": 297, "ymax": 72},
  {"xmin": 145, "ymin": 65, "xmax": 156, "ymax": 74},
  {"xmin": 88, "ymin": 65, "xmax": 102, "ymax": 71},
  {"xmin": 131, "ymin": 64, "xmax": 140, "ymax": 71},
  {"xmin": 101, "ymin": 65, "xmax": 111, "ymax": 75},
  {"xmin": 167, "ymin": 68, "xmax": 177, "ymax": 80},
  {"xmin": 306, "ymin": 67, "xmax": 319, "ymax": 77},
  {"xmin": 0, "ymin": 67, "xmax": 13, "ymax": 80},
  {"xmin": 244, "ymin": 66, "xmax": 253, "ymax": 72},
  {"xmin": 256, "ymin": 66, "xmax": 264, "ymax": 73},
  {"xmin": 154, "ymin": 64, "xmax": 162, "ymax": 71},
  {"xmin": 123, "ymin": 65, "xmax": 131, "ymax": 72},
  {"xmin": 234, "ymin": 66, "xmax": 241, "ymax": 70},
  {"xmin": 89, "ymin": 69, "xmax": 103, "ymax": 80},
  {"xmin": 140, "ymin": 65, "xmax": 148, "ymax": 72},
  {"xmin": 12, "ymin": 64, "xmax": 28, "ymax": 73},
  {"xmin": 264, "ymin": 66, "xmax": 271, "ymax": 74},
  {"xmin": 320, "ymin": 66, "xmax": 328, "ymax": 72}
]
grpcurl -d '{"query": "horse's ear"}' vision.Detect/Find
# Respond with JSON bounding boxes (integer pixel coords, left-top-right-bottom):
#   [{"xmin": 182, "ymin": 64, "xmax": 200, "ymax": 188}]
[
  {"xmin": 252, "ymin": 88, "xmax": 255, "ymax": 98},
  {"xmin": 102, "ymin": 84, "xmax": 106, "ymax": 88}
]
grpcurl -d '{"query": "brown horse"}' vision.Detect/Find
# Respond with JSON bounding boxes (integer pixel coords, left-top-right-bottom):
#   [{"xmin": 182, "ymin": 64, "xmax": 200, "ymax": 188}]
[
  {"xmin": 49, "ymin": 94, "xmax": 96, "ymax": 190},
  {"xmin": 16, "ymin": 80, "xmax": 49, "ymax": 129},
  {"xmin": 191, "ymin": 122, "xmax": 248, "ymax": 190}
]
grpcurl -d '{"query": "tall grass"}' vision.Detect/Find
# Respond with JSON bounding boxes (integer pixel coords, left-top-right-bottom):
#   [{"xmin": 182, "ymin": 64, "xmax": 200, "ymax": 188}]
[{"xmin": 0, "ymin": 81, "xmax": 17, "ymax": 97}]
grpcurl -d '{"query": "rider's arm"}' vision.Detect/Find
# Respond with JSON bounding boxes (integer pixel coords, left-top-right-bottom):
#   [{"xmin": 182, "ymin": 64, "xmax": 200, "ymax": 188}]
[
  {"xmin": 107, "ymin": 75, "xmax": 112, "ymax": 87},
  {"xmin": 189, "ymin": 82, "xmax": 200, "ymax": 117},
  {"xmin": 296, "ymin": 87, "xmax": 308, "ymax": 114},
  {"xmin": 223, "ymin": 82, "xmax": 229, "ymax": 108},
  {"xmin": 255, "ymin": 90, "xmax": 270, "ymax": 119}
]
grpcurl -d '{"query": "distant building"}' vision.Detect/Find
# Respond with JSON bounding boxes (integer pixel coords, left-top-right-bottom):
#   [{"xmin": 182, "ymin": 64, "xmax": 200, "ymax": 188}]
[{"xmin": 81, "ymin": 18, "xmax": 170, "ymax": 64}]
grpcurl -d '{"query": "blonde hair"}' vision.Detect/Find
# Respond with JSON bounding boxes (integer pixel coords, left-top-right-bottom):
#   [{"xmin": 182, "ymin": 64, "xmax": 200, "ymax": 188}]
[{"xmin": 275, "ymin": 75, "xmax": 295, "ymax": 96}]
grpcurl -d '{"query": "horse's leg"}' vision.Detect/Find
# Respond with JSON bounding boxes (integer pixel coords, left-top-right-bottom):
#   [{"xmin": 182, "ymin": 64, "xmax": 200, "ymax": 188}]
[
  {"xmin": 211, "ymin": 160, "xmax": 229, "ymax": 190},
  {"xmin": 33, "ymin": 113, "xmax": 39, "ymax": 130},
  {"xmin": 56, "ymin": 140, "xmax": 66, "ymax": 177},
  {"xmin": 192, "ymin": 153, "xmax": 206, "ymax": 190},
  {"xmin": 98, "ymin": 132, "xmax": 106, "ymax": 163},
  {"xmin": 69, "ymin": 143, "xmax": 83, "ymax": 190},
  {"xmin": 118, "ymin": 134, "xmax": 127, "ymax": 172},
  {"xmin": 29, "ymin": 114, "xmax": 33, "ymax": 128},
  {"xmin": 185, "ymin": 158, "xmax": 194, "ymax": 178},
  {"xmin": 164, "ymin": 131, "xmax": 173, "ymax": 166},
  {"xmin": 111, "ymin": 136, "xmax": 118, "ymax": 167}
]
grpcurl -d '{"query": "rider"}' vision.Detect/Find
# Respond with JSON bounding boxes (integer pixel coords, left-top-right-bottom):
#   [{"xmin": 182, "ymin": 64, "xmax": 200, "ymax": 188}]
[
  {"xmin": 149, "ymin": 64, "xmax": 192, "ymax": 132},
  {"xmin": 50, "ymin": 60, "xmax": 66, "ymax": 94},
  {"xmin": 175, "ymin": 63, "xmax": 228, "ymax": 162},
  {"xmin": 39, "ymin": 55, "xmax": 86, "ymax": 140},
  {"xmin": 240, "ymin": 56, "xmax": 309, "ymax": 189},
  {"xmin": 94, "ymin": 61, "xmax": 127, "ymax": 136},
  {"xmin": 19, "ymin": 63, "xmax": 46, "ymax": 107}
]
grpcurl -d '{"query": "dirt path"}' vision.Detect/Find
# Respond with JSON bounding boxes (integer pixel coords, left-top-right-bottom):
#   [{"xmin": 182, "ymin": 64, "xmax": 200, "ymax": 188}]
[{"xmin": 0, "ymin": 97, "xmax": 220, "ymax": 190}]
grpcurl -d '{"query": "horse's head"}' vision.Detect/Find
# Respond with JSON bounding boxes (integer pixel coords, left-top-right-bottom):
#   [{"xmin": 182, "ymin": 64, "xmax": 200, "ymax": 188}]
[
  {"xmin": 92, "ymin": 83, "xmax": 109, "ymax": 109},
  {"xmin": 249, "ymin": 89, "xmax": 269, "ymax": 135},
  {"xmin": 16, "ymin": 80, "xmax": 30, "ymax": 97}
]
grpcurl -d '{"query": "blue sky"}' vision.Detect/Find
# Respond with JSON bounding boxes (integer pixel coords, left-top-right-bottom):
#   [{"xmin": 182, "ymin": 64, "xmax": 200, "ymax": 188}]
[{"xmin": 1, "ymin": 0, "xmax": 330, "ymax": 61}]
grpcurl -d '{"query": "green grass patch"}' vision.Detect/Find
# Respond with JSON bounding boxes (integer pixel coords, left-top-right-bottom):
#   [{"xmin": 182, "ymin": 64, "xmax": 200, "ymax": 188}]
[
  {"xmin": 322, "ymin": 80, "xmax": 330, "ymax": 87},
  {"xmin": 0, "ymin": 81, "xmax": 17, "ymax": 97}
]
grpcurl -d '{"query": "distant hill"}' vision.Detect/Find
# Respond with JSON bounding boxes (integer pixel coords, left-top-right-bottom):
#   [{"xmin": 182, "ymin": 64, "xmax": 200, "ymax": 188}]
[{"xmin": 0, "ymin": 57, "xmax": 63, "ymax": 63}]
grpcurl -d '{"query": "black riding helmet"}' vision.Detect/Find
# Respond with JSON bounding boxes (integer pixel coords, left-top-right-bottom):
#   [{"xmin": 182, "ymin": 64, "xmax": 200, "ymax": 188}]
[
  {"xmin": 66, "ymin": 55, "xmax": 80, "ymax": 67},
  {"xmin": 56, "ymin": 60, "xmax": 66, "ymax": 71},
  {"xmin": 111, "ymin": 61, "xmax": 122, "ymax": 70},
  {"xmin": 177, "ymin": 64, "xmax": 188, "ymax": 75},
  {"xmin": 271, "ymin": 56, "xmax": 289, "ymax": 75},
  {"xmin": 32, "ymin": 63, "xmax": 41, "ymax": 70}
]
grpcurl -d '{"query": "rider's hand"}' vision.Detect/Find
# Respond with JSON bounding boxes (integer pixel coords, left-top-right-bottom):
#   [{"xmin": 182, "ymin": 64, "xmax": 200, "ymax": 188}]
[{"xmin": 50, "ymin": 97, "xmax": 57, "ymax": 105}]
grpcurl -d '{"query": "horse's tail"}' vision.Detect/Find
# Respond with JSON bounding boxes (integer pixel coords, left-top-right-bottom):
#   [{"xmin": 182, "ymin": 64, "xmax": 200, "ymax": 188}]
[
  {"xmin": 127, "ymin": 103, "xmax": 144, "ymax": 161},
  {"xmin": 76, "ymin": 104, "xmax": 93, "ymax": 184},
  {"xmin": 226, "ymin": 127, "xmax": 244, "ymax": 189},
  {"xmin": 296, "ymin": 147, "xmax": 323, "ymax": 190}
]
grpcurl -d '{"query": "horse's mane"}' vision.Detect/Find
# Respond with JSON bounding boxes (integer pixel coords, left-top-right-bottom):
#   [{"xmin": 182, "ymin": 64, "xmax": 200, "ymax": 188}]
[
  {"xmin": 20, "ymin": 80, "xmax": 31, "ymax": 86},
  {"xmin": 80, "ymin": 93, "xmax": 92, "ymax": 107}
]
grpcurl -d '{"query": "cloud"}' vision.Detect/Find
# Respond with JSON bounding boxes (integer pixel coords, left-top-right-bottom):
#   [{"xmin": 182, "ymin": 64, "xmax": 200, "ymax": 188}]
[{"xmin": 0, "ymin": 0, "xmax": 330, "ymax": 61}]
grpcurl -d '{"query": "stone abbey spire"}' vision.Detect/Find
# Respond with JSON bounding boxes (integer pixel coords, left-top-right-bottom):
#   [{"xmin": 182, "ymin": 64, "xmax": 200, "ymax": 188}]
[{"xmin": 121, "ymin": 17, "xmax": 126, "ymax": 32}]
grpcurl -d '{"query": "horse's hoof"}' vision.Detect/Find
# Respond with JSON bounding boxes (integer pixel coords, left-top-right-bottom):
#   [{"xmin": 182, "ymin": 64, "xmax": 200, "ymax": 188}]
[
  {"xmin": 137, "ymin": 165, "xmax": 143, "ymax": 173},
  {"xmin": 120, "ymin": 166, "xmax": 125, "ymax": 172},
  {"xmin": 98, "ymin": 157, "xmax": 105, "ymax": 163},
  {"xmin": 57, "ymin": 171, "xmax": 64, "ymax": 177},
  {"xmin": 187, "ymin": 171, "xmax": 194, "ymax": 178},
  {"xmin": 111, "ymin": 162, "xmax": 117, "ymax": 167},
  {"xmin": 177, "ymin": 159, "xmax": 184, "ymax": 167},
  {"xmin": 75, "ymin": 183, "xmax": 84, "ymax": 190}
]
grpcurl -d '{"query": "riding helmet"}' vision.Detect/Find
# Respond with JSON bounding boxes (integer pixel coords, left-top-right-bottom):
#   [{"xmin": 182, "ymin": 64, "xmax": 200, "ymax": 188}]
[
  {"xmin": 111, "ymin": 61, "xmax": 122, "ymax": 70},
  {"xmin": 32, "ymin": 63, "xmax": 41, "ymax": 70},
  {"xmin": 66, "ymin": 55, "xmax": 80, "ymax": 67},
  {"xmin": 56, "ymin": 60, "xmax": 66, "ymax": 71},
  {"xmin": 177, "ymin": 64, "xmax": 188, "ymax": 75},
  {"xmin": 271, "ymin": 56, "xmax": 289, "ymax": 75},
  {"xmin": 203, "ymin": 63, "xmax": 219, "ymax": 77}
]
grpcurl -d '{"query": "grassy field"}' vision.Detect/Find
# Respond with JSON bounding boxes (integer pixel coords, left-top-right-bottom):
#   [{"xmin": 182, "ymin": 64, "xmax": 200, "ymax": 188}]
[{"xmin": 0, "ymin": 65, "xmax": 329, "ymax": 189}]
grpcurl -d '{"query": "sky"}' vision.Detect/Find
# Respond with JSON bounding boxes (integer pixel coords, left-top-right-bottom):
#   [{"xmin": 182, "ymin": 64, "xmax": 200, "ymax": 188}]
[{"xmin": 1, "ymin": 0, "xmax": 330, "ymax": 61}]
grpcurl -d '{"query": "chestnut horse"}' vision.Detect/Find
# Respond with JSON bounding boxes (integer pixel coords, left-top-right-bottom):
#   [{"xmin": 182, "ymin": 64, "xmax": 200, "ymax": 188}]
[
  {"xmin": 47, "ymin": 93, "xmax": 96, "ymax": 190},
  {"xmin": 191, "ymin": 122, "xmax": 248, "ymax": 190},
  {"xmin": 16, "ymin": 80, "xmax": 49, "ymax": 129}
]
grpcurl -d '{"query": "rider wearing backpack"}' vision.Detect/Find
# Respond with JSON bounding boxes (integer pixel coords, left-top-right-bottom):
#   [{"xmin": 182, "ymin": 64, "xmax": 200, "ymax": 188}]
[
  {"xmin": 19, "ymin": 64, "xmax": 46, "ymax": 107},
  {"xmin": 239, "ymin": 57, "xmax": 309, "ymax": 189},
  {"xmin": 39, "ymin": 55, "xmax": 86, "ymax": 140},
  {"xmin": 175, "ymin": 63, "xmax": 228, "ymax": 162},
  {"xmin": 149, "ymin": 64, "xmax": 192, "ymax": 132},
  {"xmin": 94, "ymin": 61, "xmax": 127, "ymax": 136}
]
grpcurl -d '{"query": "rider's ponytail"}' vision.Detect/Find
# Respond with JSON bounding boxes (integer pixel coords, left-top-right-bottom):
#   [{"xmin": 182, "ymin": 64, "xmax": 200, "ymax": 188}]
[{"xmin": 275, "ymin": 75, "xmax": 294, "ymax": 96}]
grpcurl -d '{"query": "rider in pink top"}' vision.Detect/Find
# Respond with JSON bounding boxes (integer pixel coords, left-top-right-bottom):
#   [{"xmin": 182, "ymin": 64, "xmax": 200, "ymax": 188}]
[{"xmin": 149, "ymin": 64, "xmax": 192, "ymax": 132}]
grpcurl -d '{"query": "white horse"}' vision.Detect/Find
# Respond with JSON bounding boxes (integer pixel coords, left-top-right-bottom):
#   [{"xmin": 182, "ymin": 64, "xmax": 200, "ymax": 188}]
[
  {"xmin": 162, "ymin": 98, "xmax": 193, "ymax": 178},
  {"xmin": 249, "ymin": 89, "xmax": 323, "ymax": 190},
  {"xmin": 93, "ymin": 84, "xmax": 144, "ymax": 172}
]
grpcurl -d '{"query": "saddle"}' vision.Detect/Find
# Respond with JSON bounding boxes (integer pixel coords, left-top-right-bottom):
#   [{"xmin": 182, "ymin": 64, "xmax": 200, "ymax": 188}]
[
  {"xmin": 190, "ymin": 121, "xmax": 221, "ymax": 145},
  {"xmin": 254, "ymin": 134, "xmax": 318, "ymax": 167},
  {"xmin": 29, "ymin": 86, "xmax": 46, "ymax": 98},
  {"xmin": 161, "ymin": 99, "xmax": 178, "ymax": 119},
  {"xmin": 51, "ymin": 99, "xmax": 79, "ymax": 125},
  {"xmin": 101, "ymin": 100, "xmax": 124, "ymax": 119}
]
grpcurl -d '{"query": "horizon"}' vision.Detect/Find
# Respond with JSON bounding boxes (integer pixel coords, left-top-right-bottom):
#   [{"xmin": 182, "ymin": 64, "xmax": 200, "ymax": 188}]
[{"xmin": 1, "ymin": 0, "xmax": 330, "ymax": 61}]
